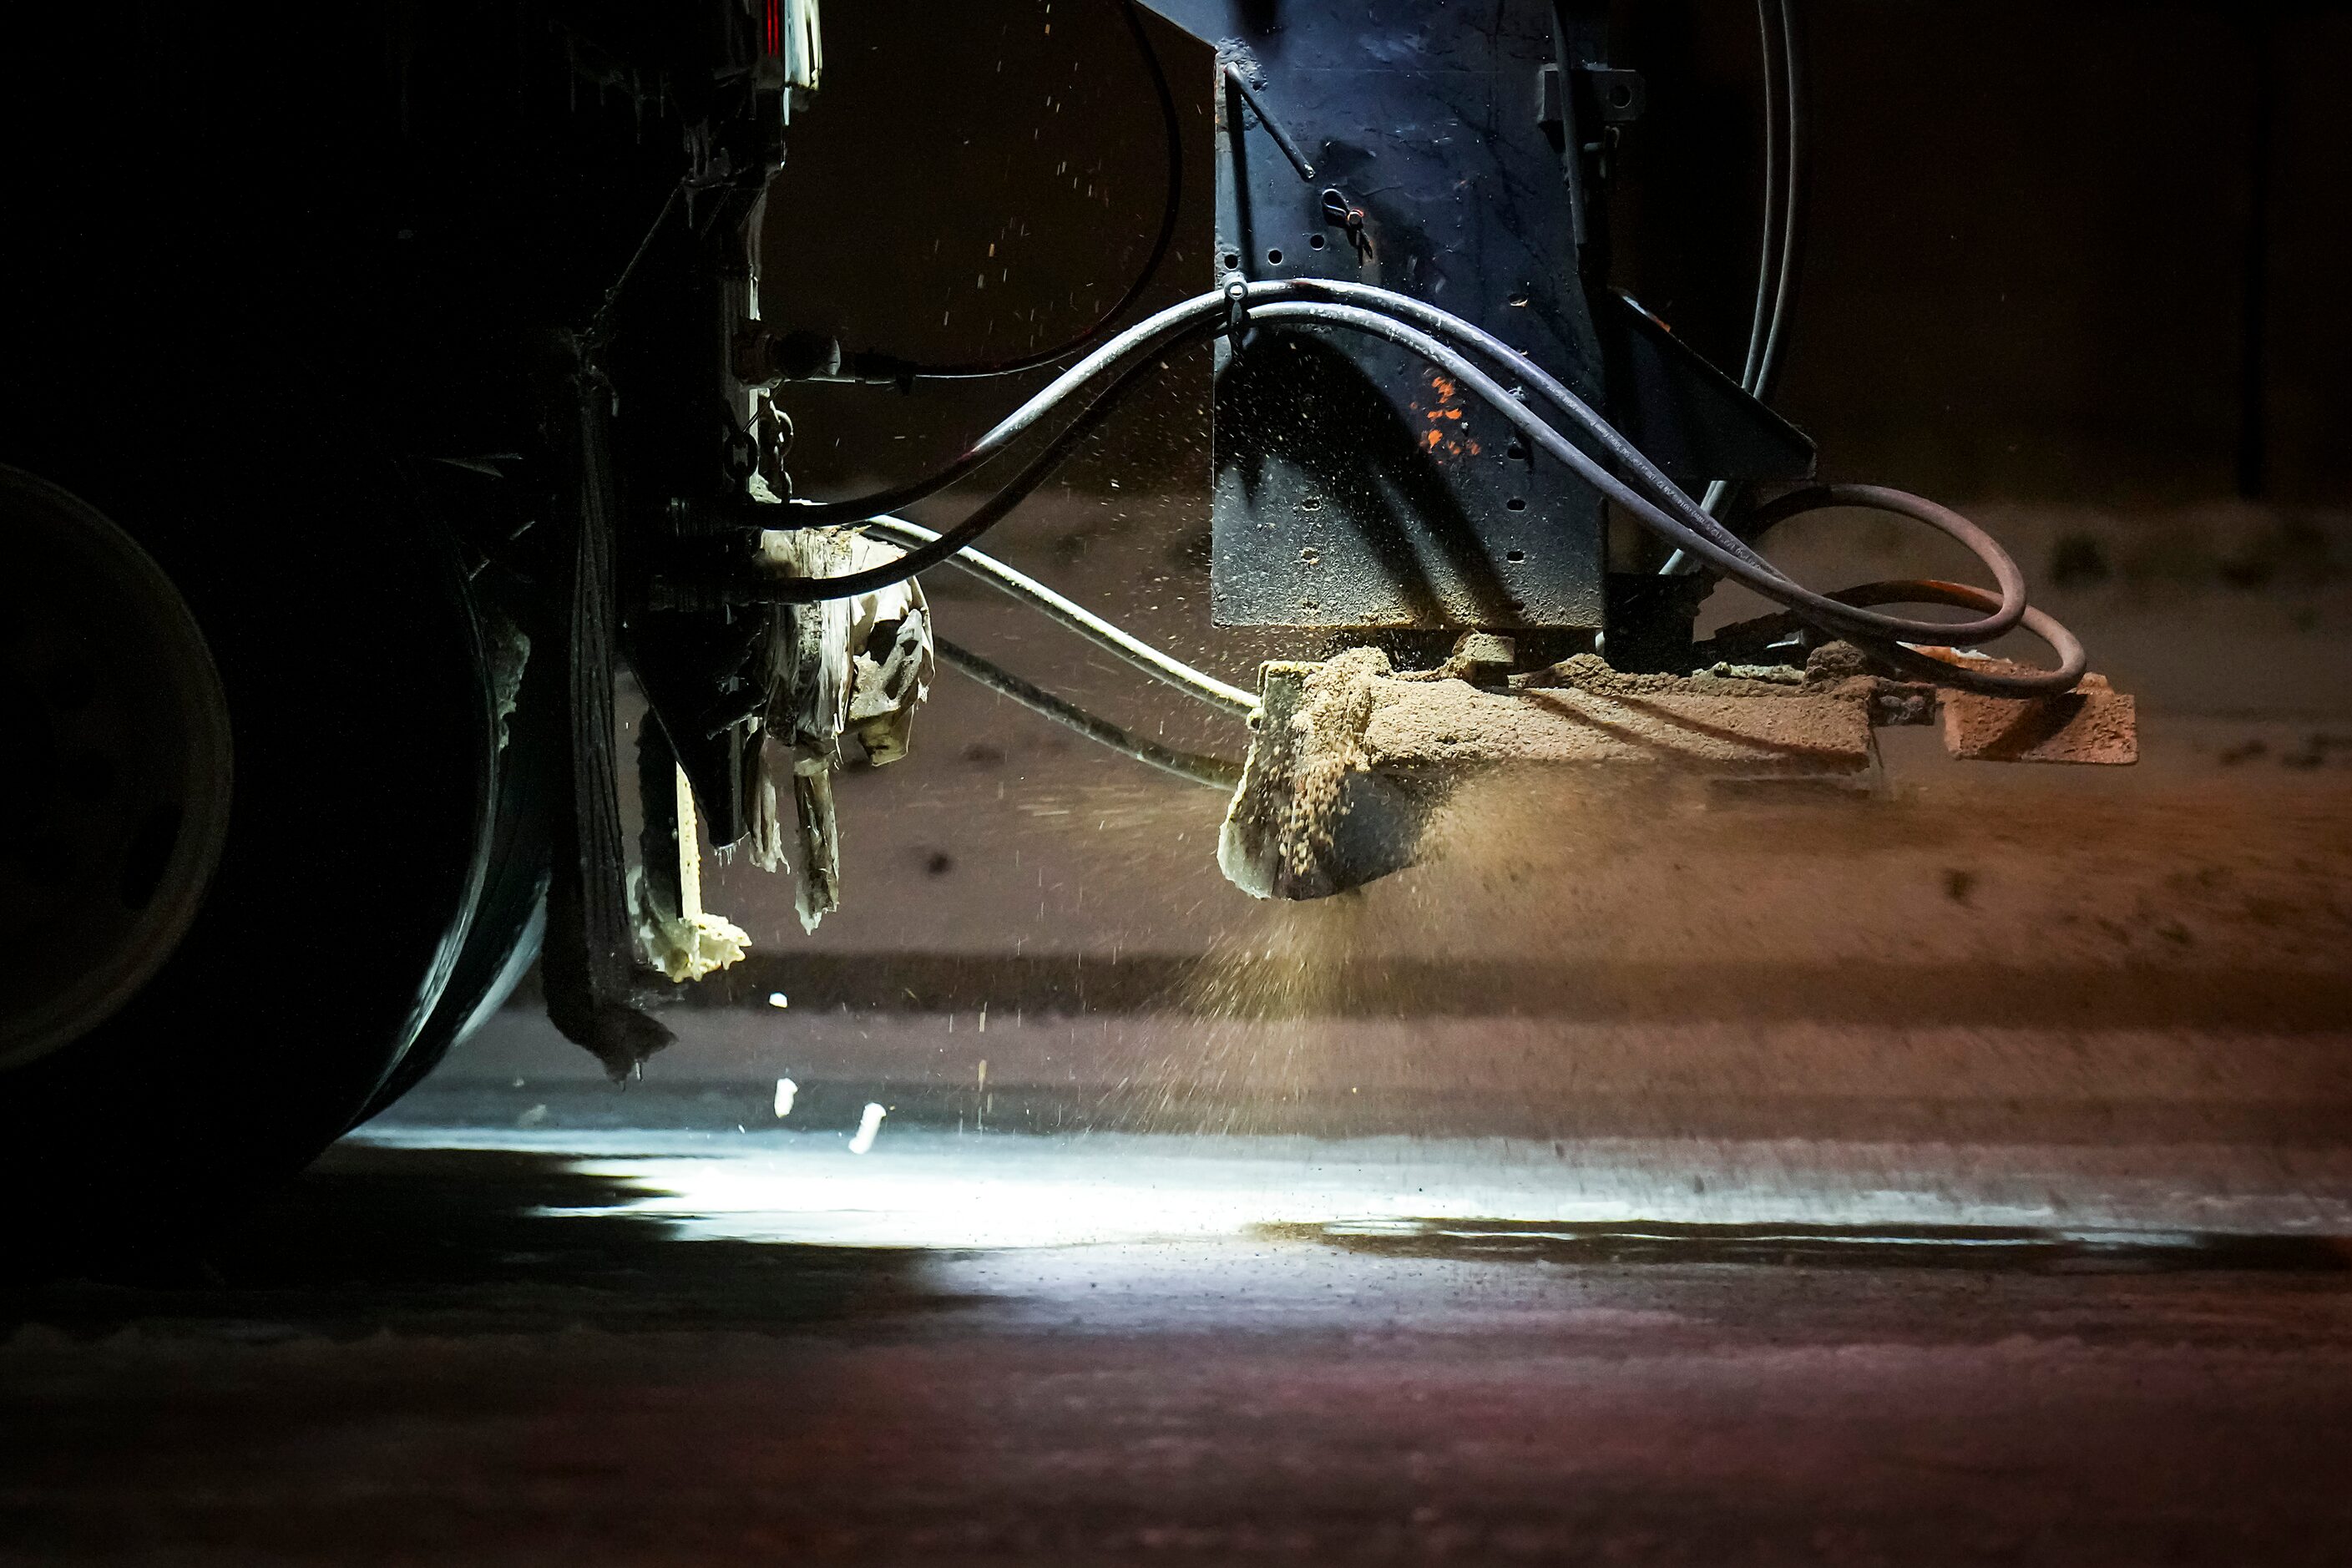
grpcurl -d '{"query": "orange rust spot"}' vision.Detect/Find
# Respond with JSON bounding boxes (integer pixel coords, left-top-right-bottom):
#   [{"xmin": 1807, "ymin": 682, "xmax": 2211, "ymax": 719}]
[
  {"xmin": 1465, "ymin": 441, "xmax": 1482, "ymax": 456},
  {"xmin": 1425, "ymin": 429, "xmax": 1443, "ymax": 449},
  {"xmin": 1431, "ymin": 376, "xmax": 1457, "ymax": 400},
  {"xmin": 1443, "ymin": 407, "xmax": 1463, "ymax": 421}
]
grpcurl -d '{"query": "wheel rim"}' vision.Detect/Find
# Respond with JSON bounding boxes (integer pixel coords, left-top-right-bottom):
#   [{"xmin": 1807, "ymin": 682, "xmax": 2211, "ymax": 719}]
[{"xmin": 0, "ymin": 465, "xmax": 235, "ymax": 1068}]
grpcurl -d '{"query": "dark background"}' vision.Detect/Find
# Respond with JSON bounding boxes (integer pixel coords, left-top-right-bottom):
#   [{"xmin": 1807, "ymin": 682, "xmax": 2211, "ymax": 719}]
[{"xmin": 758, "ymin": 0, "xmax": 2352, "ymax": 510}]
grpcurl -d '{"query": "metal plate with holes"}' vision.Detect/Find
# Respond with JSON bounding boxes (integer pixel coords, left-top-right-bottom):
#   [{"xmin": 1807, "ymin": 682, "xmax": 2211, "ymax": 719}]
[{"xmin": 1149, "ymin": 0, "xmax": 1609, "ymax": 630}]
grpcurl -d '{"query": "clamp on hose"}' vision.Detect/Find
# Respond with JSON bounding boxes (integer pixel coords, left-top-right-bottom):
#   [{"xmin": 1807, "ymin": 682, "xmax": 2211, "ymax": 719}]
[{"xmin": 1222, "ymin": 276, "xmax": 1252, "ymax": 342}]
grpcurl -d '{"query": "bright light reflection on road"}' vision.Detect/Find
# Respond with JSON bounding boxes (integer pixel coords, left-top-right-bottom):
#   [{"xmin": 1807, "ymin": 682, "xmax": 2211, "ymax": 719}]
[{"xmin": 349, "ymin": 1125, "xmax": 2352, "ymax": 1251}]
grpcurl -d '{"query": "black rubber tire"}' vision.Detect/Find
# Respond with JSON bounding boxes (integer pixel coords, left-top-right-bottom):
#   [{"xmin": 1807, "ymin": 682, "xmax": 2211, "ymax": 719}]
[
  {"xmin": 0, "ymin": 387, "xmax": 499, "ymax": 1262},
  {"xmin": 350, "ymin": 578, "xmax": 562, "ymax": 1129}
]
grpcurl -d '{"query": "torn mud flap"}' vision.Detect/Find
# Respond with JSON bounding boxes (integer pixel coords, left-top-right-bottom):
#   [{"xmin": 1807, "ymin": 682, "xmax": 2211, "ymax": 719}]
[
  {"xmin": 754, "ymin": 528, "xmax": 935, "ymax": 931},
  {"xmin": 542, "ymin": 338, "xmax": 675, "ymax": 1078}
]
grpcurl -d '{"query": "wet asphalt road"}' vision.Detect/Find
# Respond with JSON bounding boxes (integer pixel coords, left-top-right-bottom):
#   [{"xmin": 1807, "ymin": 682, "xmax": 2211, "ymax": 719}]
[{"xmin": 5, "ymin": 1131, "xmax": 2349, "ymax": 1566}]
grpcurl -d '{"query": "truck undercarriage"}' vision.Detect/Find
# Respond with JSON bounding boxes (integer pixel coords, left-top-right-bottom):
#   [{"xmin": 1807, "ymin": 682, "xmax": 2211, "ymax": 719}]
[{"xmin": 3, "ymin": 0, "xmax": 2134, "ymax": 1242}]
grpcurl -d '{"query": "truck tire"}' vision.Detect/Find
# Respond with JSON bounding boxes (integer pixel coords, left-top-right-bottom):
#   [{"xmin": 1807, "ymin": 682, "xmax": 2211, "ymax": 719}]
[{"xmin": 0, "ymin": 398, "xmax": 501, "ymax": 1262}]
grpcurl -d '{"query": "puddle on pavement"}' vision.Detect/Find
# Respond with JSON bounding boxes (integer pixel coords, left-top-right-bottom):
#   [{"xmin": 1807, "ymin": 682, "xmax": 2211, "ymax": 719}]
[{"xmin": 1270, "ymin": 1218, "xmax": 2352, "ymax": 1272}]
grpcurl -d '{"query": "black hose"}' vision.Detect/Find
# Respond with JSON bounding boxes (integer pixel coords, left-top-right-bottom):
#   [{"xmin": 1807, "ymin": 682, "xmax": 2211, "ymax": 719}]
[
  {"xmin": 756, "ymin": 323, "xmax": 1223, "ymax": 601},
  {"xmin": 1710, "ymin": 576, "xmax": 2086, "ymax": 692},
  {"xmin": 894, "ymin": 1, "xmax": 1185, "ymax": 381},
  {"xmin": 934, "ymin": 637, "xmax": 1242, "ymax": 789},
  {"xmin": 860, "ymin": 514, "xmax": 1258, "ymax": 717},
  {"xmin": 1753, "ymin": 0, "xmax": 1805, "ymax": 402},
  {"xmin": 762, "ymin": 280, "xmax": 2082, "ymax": 695},
  {"xmin": 1260, "ymin": 284, "xmax": 2066, "ymax": 687},
  {"xmin": 1702, "ymin": 0, "xmax": 1803, "ymax": 524},
  {"xmin": 781, "ymin": 288, "xmax": 1222, "ymax": 528},
  {"xmin": 1734, "ymin": 0, "xmax": 1786, "ymax": 400},
  {"xmin": 1245, "ymin": 294, "xmax": 2038, "ymax": 654}
]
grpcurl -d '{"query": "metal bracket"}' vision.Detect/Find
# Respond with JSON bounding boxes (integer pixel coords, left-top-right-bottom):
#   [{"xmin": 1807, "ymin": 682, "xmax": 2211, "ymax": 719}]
[{"xmin": 1583, "ymin": 67, "xmax": 1646, "ymax": 126}]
